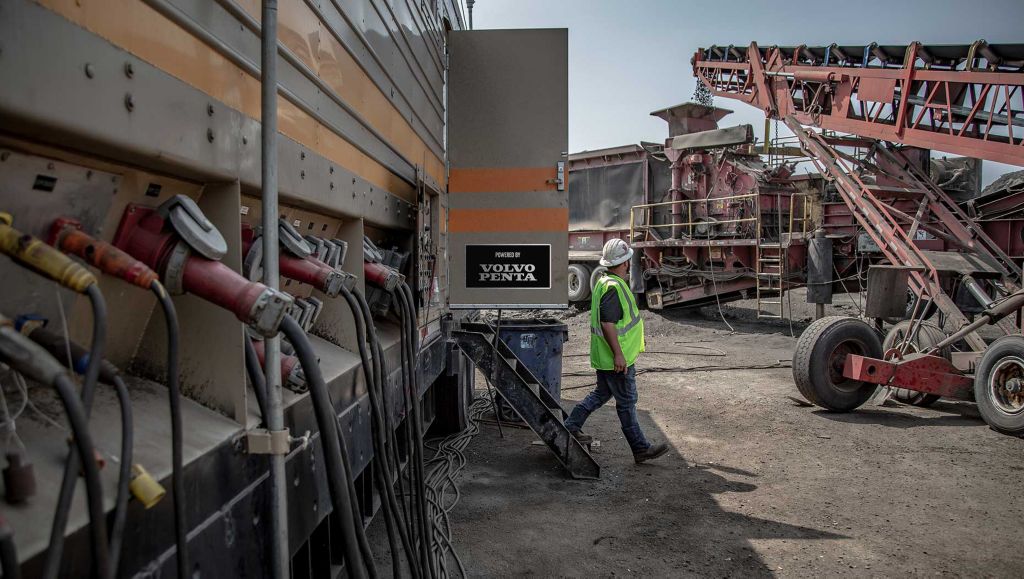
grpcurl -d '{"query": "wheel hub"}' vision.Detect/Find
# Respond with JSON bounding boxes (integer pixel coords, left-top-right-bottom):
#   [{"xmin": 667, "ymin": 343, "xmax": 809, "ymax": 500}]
[
  {"xmin": 827, "ymin": 340, "xmax": 864, "ymax": 392},
  {"xmin": 989, "ymin": 356, "xmax": 1024, "ymax": 416}
]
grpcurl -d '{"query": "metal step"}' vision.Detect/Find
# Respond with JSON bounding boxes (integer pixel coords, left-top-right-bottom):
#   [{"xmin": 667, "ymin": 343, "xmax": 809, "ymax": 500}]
[{"xmin": 452, "ymin": 325, "xmax": 599, "ymax": 480}]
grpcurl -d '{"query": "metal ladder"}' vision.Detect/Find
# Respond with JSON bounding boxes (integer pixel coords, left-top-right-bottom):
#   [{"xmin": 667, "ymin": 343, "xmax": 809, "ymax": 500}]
[
  {"xmin": 452, "ymin": 322, "xmax": 600, "ymax": 480},
  {"xmin": 756, "ymin": 241, "xmax": 787, "ymax": 319}
]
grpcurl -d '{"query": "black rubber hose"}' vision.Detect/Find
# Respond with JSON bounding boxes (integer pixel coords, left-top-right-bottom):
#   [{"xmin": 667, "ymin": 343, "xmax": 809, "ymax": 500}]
[
  {"xmin": 340, "ymin": 287, "xmax": 419, "ymax": 578},
  {"xmin": 0, "ymin": 516, "xmax": 21, "ymax": 579},
  {"xmin": 42, "ymin": 284, "xmax": 108, "ymax": 579},
  {"xmin": 337, "ymin": 290, "xmax": 400, "ymax": 574},
  {"xmin": 152, "ymin": 281, "xmax": 188, "ymax": 579},
  {"xmin": 107, "ymin": 376, "xmax": 133, "ymax": 572},
  {"xmin": 334, "ymin": 417, "xmax": 377, "ymax": 579},
  {"xmin": 53, "ymin": 373, "xmax": 110, "ymax": 579},
  {"xmin": 243, "ymin": 335, "xmax": 270, "ymax": 426},
  {"xmin": 389, "ymin": 289, "xmax": 426, "ymax": 574},
  {"xmin": 279, "ymin": 316, "xmax": 369, "ymax": 579},
  {"xmin": 402, "ymin": 283, "xmax": 436, "ymax": 579},
  {"xmin": 395, "ymin": 285, "xmax": 434, "ymax": 578},
  {"xmin": 25, "ymin": 328, "xmax": 133, "ymax": 574},
  {"xmin": 354, "ymin": 292, "xmax": 411, "ymax": 541}
]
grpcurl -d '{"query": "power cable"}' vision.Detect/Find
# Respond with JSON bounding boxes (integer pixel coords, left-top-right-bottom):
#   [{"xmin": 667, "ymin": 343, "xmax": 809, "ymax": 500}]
[
  {"xmin": 280, "ymin": 315, "xmax": 371, "ymax": 579},
  {"xmin": 43, "ymin": 284, "xmax": 109, "ymax": 579},
  {"xmin": 152, "ymin": 281, "xmax": 189, "ymax": 579}
]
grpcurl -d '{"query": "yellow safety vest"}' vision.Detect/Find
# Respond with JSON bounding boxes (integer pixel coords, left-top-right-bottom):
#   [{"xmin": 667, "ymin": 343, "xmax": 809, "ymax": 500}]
[{"xmin": 590, "ymin": 273, "xmax": 645, "ymax": 370}]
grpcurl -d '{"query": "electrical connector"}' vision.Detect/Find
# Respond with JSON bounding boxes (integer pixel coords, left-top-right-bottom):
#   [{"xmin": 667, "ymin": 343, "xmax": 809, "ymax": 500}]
[
  {"xmin": 49, "ymin": 218, "xmax": 159, "ymax": 290},
  {"xmin": 3, "ymin": 452, "xmax": 36, "ymax": 504},
  {"xmin": 364, "ymin": 261, "xmax": 404, "ymax": 292},
  {"xmin": 128, "ymin": 464, "xmax": 165, "ymax": 509},
  {"xmin": 0, "ymin": 218, "xmax": 96, "ymax": 292}
]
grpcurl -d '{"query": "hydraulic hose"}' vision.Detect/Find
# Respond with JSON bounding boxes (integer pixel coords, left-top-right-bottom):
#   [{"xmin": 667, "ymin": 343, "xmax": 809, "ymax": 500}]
[
  {"xmin": 152, "ymin": 281, "xmax": 189, "ymax": 579},
  {"xmin": 339, "ymin": 287, "xmax": 419, "ymax": 578},
  {"xmin": 25, "ymin": 327, "xmax": 133, "ymax": 575},
  {"xmin": 243, "ymin": 335, "xmax": 270, "ymax": 425},
  {"xmin": 279, "ymin": 316, "xmax": 369, "ymax": 579},
  {"xmin": 42, "ymin": 284, "xmax": 108, "ymax": 579},
  {"xmin": 0, "ymin": 515, "xmax": 21, "ymax": 579}
]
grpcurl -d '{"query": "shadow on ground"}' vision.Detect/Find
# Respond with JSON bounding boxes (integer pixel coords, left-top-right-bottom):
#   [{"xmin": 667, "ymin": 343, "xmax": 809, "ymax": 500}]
[{"xmin": 447, "ymin": 401, "xmax": 844, "ymax": 576}]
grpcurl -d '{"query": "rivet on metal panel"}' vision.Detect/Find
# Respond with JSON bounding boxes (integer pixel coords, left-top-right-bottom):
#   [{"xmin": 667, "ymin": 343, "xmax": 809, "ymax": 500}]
[
  {"xmin": 242, "ymin": 136, "xmax": 248, "ymax": 145},
  {"xmin": 84, "ymin": 63, "xmax": 94, "ymax": 78},
  {"xmin": 330, "ymin": 182, "xmax": 334, "ymax": 190},
  {"xmin": 329, "ymin": 166, "xmax": 334, "ymax": 175},
  {"xmin": 0, "ymin": 153, "xmax": 8, "ymax": 162},
  {"xmin": 123, "ymin": 61, "xmax": 134, "ymax": 78},
  {"xmin": 300, "ymin": 151, "xmax": 306, "ymax": 160},
  {"xmin": 312, "ymin": 499, "xmax": 317, "ymax": 513},
  {"xmin": 86, "ymin": 171, "xmax": 93, "ymax": 180},
  {"xmin": 46, "ymin": 163, "xmax": 54, "ymax": 170},
  {"xmin": 252, "ymin": 514, "xmax": 260, "ymax": 528},
  {"xmin": 293, "ymin": 475, "xmax": 299, "ymax": 487},
  {"xmin": 207, "ymin": 129, "xmax": 215, "ymax": 143},
  {"xmin": 124, "ymin": 93, "xmax": 134, "ymax": 112},
  {"xmin": 300, "ymin": 170, "xmax": 305, "ymax": 180}
]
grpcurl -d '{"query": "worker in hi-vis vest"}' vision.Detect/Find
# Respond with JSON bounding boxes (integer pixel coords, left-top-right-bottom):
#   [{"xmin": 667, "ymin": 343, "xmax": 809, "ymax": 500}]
[{"xmin": 565, "ymin": 239, "xmax": 668, "ymax": 464}]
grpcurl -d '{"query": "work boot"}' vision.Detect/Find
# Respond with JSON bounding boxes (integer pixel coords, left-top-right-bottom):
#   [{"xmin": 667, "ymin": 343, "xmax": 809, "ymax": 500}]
[
  {"xmin": 569, "ymin": 429, "xmax": 593, "ymax": 445},
  {"xmin": 633, "ymin": 443, "xmax": 668, "ymax": 464}
]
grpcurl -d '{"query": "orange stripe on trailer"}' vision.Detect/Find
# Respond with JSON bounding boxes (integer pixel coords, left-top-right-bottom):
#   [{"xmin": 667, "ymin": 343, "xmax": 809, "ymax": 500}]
[
  {"xmin": 448, "ymin": 208, "xmax": 568, "ymax": 233},
  {"xmin": 449, "ymin": 167, "xmax": 557, "ymax": 193}
]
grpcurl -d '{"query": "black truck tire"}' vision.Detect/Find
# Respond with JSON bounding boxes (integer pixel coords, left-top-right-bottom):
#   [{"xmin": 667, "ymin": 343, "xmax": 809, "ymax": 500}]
[
  {"xmin": 589, "ymin": 265, "xmax": 608, "ymax": 291},
  {"xmin": 882, "ymin": 320, "xmax": 946, "ymax": 407},
  {"xmin": 568, "ymin": 263, "xmax": 591, "ymax": 302},
  {"xmin": 973, "ymin": 335, "xmax": 1024, "ymax": 436},
  {"xmin": 793, "ymin": 316, "xmax": 882, "ymax": 411}
]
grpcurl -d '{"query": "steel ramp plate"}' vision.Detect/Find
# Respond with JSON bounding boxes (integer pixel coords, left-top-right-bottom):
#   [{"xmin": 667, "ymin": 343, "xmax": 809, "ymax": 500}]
[
  {"xmin": 453, "ymin": 328, "xmax": 600, "ymax": 480},
  {"xmin": 918, "ymin": 250, "xmax": 1002, "ymax": 276}
]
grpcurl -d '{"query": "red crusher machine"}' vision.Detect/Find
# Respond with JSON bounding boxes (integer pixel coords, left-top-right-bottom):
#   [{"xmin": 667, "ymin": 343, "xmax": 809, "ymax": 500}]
[{"xmin": 693, "ymin": 40, "xmax": 1024, "ymax": 435}]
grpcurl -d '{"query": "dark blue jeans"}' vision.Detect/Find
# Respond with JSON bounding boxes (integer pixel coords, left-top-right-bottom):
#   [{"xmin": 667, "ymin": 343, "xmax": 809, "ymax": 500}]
[{"xmin": 564, "ymin": 365, "xmax": 650, "ymax": 453}]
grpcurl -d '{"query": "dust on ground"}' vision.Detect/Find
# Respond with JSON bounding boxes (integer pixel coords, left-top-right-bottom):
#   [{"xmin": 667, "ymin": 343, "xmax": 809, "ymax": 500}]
[{"xmin": 445, "ymin": 290, "xmax": 1024, "ymax": 577}]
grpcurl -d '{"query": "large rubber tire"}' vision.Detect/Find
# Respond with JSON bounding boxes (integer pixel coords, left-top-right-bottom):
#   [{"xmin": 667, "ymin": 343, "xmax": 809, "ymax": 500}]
[
  {"xmin": 793, "ymin": 316, "xmax": 883, "ymax": 411},
  {"xmin": 882, "ymin": 320, "xmax": 946, "ymax": 407},
  {"xmin": 904, "ymin": 290, "xmax": 938, "ymax": 321},
  {"xmin": 589, "ymin": 265, "xmax": 608, "ymax": 292},
  {"xmin": 973, "ymin": 335, "xmax": 1024, "ymax": 436},
  {"xmin": 568, "ymin": 263, "xmax": 591, "ymax": 302}
]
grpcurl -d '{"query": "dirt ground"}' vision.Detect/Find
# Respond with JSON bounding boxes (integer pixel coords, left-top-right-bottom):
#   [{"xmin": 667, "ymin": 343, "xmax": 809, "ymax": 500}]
[{"xmin": 444, "ymin": 291, "xmax": 1024, "ymax": 577}]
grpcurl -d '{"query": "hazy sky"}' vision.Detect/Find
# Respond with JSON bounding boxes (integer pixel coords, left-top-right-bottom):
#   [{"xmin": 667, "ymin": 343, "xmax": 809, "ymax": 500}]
[{"xmin": 472, "ymin": 0, "xmax": 1023, "ymax": 186}]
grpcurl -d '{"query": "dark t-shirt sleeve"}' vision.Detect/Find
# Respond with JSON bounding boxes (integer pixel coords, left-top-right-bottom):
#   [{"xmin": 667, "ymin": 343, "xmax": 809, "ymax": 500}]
[{"xmin": 599, "ymin": 286, "xmax": 624, "ymax": 324}]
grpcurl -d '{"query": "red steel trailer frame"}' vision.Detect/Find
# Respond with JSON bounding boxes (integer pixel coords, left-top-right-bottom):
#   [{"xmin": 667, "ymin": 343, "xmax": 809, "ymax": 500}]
[{"xmin": 692, "ymin": 40, "xmax": 1024, "ymax": 434}]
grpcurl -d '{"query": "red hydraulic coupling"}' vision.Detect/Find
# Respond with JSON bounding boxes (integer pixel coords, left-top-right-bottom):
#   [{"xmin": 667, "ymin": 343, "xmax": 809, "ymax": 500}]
[
  {"xmin": 112, "ymin": 197, "xmax": 292, "ymax": 336},
  {"xmin": 249, "ymin": 338, "xmax": 306, "ymax": 392},
  {"xmin": 241, "ymin": 233, "xmax": 354, "ymax": 297},
  {"xmin": 48, "ymin": 218, "xmax": 159, "ymax": 290},
  {"xmin": 364, "ymin": 261, "xmax": 404, "ymax": 292}
]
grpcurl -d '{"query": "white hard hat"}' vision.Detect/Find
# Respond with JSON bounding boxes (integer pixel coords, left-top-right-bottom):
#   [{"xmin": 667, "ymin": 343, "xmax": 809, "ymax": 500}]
[{"xmin": 599, "ymin": 238, "xmax": 633, "ymax": 267}]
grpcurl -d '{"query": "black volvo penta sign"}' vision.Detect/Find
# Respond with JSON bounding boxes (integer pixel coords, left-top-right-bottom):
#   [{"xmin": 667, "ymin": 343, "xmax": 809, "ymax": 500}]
[{"xmin": 465, "ymin": 244, "xmax": 551, "ymax": 289}]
